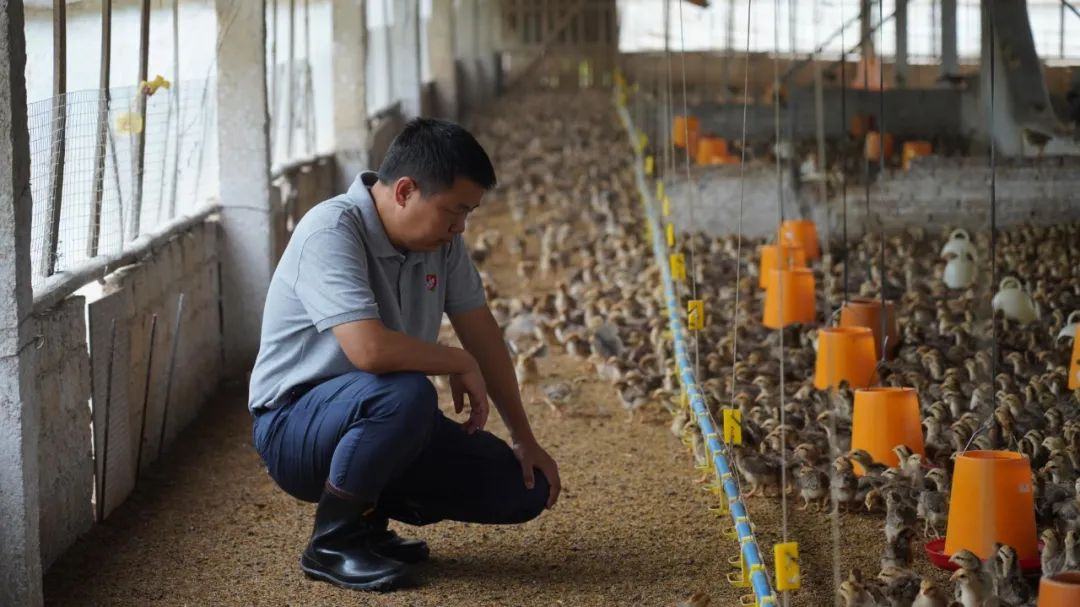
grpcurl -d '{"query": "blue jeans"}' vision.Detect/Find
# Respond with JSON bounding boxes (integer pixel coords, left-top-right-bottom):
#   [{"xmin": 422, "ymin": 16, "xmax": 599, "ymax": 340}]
[{"xmin": 252, "ymin": 371, "xmax": 549, "ymax": 525}]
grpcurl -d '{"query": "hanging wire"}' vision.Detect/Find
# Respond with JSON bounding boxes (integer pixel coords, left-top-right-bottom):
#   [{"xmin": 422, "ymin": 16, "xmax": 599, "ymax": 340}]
[
  {"xmin": 961, "ymin": 0, "xmax": 998, "ymax": 453},
  {"xmin": 772, "ymin": 2, "xmax": 791, "ymax": 596},
  {"xmin": 840, "ymin": 1, "xmax": 849, "ymax": 305},
  {"xmin": 876, "ymin": 0, "xmax": 888, "ymax": 361},
  {"xmin": 675, "ymin": 0, "xmax": 702, "ymax": 383},
  {"xmin": 728, "ymin": 0, "xmax": 755, "ymax": 408}
]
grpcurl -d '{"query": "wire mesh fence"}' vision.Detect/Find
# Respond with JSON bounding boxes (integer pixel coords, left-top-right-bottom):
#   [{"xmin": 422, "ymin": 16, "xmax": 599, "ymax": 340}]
[{"xmin": 28, "ymin": 77, "xmax": 218, "ymax": 289}]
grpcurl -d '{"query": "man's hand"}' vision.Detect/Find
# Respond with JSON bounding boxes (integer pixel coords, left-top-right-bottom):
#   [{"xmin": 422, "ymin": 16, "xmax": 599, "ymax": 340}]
[
  {"xmin": 512, "ymin": 438, "xmax": 562, "ymax": 509},
  {"xmin": 449, "ymin": 361, "xmax": 490, "ymax": 434}
]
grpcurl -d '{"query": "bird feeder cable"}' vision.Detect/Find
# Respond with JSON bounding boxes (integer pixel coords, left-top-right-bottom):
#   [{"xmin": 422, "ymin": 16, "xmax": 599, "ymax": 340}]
[
  {"xmin": 675, "ymin": 0, "xmax": 703, "ymax": 381},
  {"xmin": 772, "ymin": 0, "xmax": 792, "ymax": 585},
  {"xmin": 962, "ymin": 0, "xmax": 998, "ymax": 453},
  {"xmin": 876, "ymin": 0, "xmax": 888, "ymax": 362}
]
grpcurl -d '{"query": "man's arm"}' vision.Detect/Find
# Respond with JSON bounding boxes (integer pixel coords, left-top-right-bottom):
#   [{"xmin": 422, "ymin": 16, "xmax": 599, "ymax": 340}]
[
  {"xmin": 449, "ymin": 306, "xmax": 562, "ymax": 508},
  {"xmin": 332, "ymin": 319, "xmax": 491, "ymax": 434},
  {"xmin": 332, "ymin": 318, "xmax": 473, "ymax": 376}
]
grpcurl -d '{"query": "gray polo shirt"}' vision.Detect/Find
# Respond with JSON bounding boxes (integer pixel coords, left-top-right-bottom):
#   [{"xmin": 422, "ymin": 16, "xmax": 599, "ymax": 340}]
[{"xmin": 247, "ymin": 171, "xmax": 487, "ymax": 412}]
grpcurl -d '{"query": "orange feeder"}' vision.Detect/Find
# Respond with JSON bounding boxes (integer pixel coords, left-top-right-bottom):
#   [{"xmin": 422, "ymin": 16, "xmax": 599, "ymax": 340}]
[
  {"xmin": 1069, "ymin": 335, "xmax": 1079, "ymax": 391},
  {"xmin": 813, "ymin": 327, "xmax": 878, "ymax": 390},
  {"xmin": 758, "ymin": 244, "xmax": 807, "ymax": 289},
  {"xmin": 944, "ymin": 451, "xmax": 1038, "ymax": 562},
  {"xmin": 777, "ymin": 219, "xmax": 821, "ymax": 261},
  {"xmin": 864, "ymin": 131, "xmax": 895, "ymax": 162},
  {"xmin": 902, "ymin": 140, "xmax": 932, "ymax": 170},
  {"xmin": 839, "ymin": 297, "xmax": 899, "ymax": 359},
  {"xmin": 1039, "ymin": 572, "xmax": 1080, "ymax": 607},
  {"xmin": 762, "ymin": 268, "xmax": 816, "ymax": 329},
  {"xmin": 849, "ymin": 113, "xmax": 873, "ymax": 139},
  {"xmin": 849, "ymin": 387, "xmax": 923, "ymax": 475},
  {"xmin": 672, "ymin": 115, "xmax": 700, "ymax": 149},
  {"xmin": 695, "ymin": 137, "xmax": 728, "ymax": 165}
]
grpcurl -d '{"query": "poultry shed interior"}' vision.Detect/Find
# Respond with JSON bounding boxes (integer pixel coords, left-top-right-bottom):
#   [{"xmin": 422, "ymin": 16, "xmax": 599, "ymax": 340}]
[{"xmin": 6, "ymin": 1, "xmax": 1080, "ymax": 606}]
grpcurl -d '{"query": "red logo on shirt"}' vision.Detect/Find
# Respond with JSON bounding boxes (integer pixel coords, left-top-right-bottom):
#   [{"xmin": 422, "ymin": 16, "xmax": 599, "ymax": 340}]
[{"xmin": 425, "ymin": 273, "xmax": 438, "ymax": 291}]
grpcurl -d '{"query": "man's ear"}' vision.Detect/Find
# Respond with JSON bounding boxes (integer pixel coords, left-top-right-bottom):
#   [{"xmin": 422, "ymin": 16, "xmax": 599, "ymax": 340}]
[{"xmin": 393, "ymin": 177, "xmax": 419, "ymax": 206}]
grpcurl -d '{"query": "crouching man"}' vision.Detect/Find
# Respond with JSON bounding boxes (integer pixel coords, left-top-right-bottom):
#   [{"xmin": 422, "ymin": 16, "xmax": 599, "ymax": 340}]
[{"xmin": 247, "ymin": 118, "xmax": 561, "ymax": 592}]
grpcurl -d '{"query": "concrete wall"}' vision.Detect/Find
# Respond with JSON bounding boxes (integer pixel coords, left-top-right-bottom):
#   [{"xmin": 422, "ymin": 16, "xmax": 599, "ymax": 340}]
[
  {"xmin": 32, "ymin": 296, "xmax": 92, "ymax": 570},
  {"xmin": 31, "ymin": 218, "xmax": 222, "ymax": 572},
  {"xmin": 666, "ymin": 156, "xmax": 1080, "ymax": 240}
]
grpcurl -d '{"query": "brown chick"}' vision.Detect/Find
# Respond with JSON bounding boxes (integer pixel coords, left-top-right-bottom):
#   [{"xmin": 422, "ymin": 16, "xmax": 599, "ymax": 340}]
[
  {"xmin": 673, "ymin": 591, "xmax": 710, "ymax": 607},
  {"xmin": 796, "ymin": 463, "xmax": 830, "ymax": 511},
  {"xmin": 912, "ymin": 578, "xmax": 949, "ymax": 607}
]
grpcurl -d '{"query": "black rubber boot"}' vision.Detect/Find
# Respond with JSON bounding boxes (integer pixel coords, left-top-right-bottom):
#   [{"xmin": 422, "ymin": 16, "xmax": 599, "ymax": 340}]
[
  {"xmin": 369, "ymin": 516, "xmax": 430, "ymax": 564},
  {"xmin": 299, "ymin": 491, "xmax": 411, "ymax": 591}
]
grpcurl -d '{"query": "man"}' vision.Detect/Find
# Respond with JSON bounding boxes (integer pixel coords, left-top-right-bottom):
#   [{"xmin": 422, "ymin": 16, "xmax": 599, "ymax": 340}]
[{"xmin": 248, "ymin": 118, "xmax": 561, "ymax": 592}]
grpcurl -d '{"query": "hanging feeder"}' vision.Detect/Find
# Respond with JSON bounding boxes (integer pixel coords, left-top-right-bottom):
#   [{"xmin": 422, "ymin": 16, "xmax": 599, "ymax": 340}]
[
  {"xmin": 940, "ymin": 228, "xmax": 977, "ymax": 259},
  {"xmin": 991, "ymin": 277, "xmax": 1038, "ymax": 324},
  {"xmin": 695, "ymin": 137, "xmax": 730, "ymax": 166},
  {"xmin": 849, "ymin": 387, "xmax": 924, "ymax": 475},
  {"xmin": 762, "ymin": 268, "xmax": 815, "ymax": 329},
  {"xmin": 839, "ymin": 297, "xmax": 899, "ymax": 359},
  {"xmin": 864, "ymin": 130, "xmax": 895, "ymax": 162},
  {"xmin": 1056, "ymin": 310, "xmax": 1080, "ymax": 342},
  {"xmin": 758, "ymin": 244, "xmax": 807, "ymax": 289},
  {"xmin": 901, "ymin": 140, "xmax": 932, "ymax": 170},
  {"xmin": 672, "ymin": 115, "xmax": 700, "ymax": 149},
  {"xmin": 1039, "ymin": 572, "xmax": 1080, "ymax": 607},
  {"xmin": 813, "ymin": 327, "xmax": 877, "ymax": 390},
  {"xmin": 777, "ymin": 219, "xmax": 821, "ymax": 261},
  {"xmin": 942, "ymin": 450, "xmax": 1038, "ymax": 562},
  {"xmin": 942, "ymin": 250, "xmax": 978, "ymax": 290}
]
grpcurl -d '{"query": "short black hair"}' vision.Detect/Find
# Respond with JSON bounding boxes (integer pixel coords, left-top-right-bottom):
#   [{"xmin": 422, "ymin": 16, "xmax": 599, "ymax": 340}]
[{"xmin": 377, "ymin": 118, "xmax": 497, "ymax": 194}]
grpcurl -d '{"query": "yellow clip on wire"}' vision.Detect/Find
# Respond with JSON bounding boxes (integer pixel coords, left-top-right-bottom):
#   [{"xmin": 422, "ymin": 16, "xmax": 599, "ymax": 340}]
[
  {"xmin": 656, "ymin": 180, "xmax": 665, "ymax": 201},
  {"xmin": 723, "ymin": 408, "xmax": 743, "ymax": 445},
  {"xmin": 662, "ymin": 195, "xmax": 671, "ymax": 217},
  {"xmin": 774, "ymin": 542, "xmax": 800, "ymax": 592},
  {"xmin": 637, "ymin": 132, "xmax": 648, "ymax": 152},
  {"xmin": 687, "ymin": 299, "xmax": 705, "ymax": 331},
  {"xmin": 666, "ymin": 223, "xmax": 676, "ymax": 248},
  {"xmin": 670, "ymin": 253, "xmax": 686, "ymax": 282},
  {"xmin": 645, "ymin": 155, "xmax": 655, "ymax": 176}
]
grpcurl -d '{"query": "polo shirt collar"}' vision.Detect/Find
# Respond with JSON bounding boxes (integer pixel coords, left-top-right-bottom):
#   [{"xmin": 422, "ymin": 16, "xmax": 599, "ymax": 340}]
[{"xmin": 348, "ymin": 171, "xmax": 405, "ymax": 260}]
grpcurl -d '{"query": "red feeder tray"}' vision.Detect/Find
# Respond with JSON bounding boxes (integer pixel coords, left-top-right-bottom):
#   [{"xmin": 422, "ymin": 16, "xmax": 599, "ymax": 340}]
[{"xmin": 924, "ymin": 538, "xmax": 1043, "ymax": 574}]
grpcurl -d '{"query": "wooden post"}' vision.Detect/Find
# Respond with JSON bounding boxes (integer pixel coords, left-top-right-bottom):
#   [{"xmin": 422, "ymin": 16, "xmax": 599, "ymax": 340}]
[
  {"xmin": 128, "ymin": 0, "xmax": 151, "ymax": 240},
  {"xmin": 42, "ymin": 0, "xmax": 67, "ymax": 276},
  {"xmin": 88, "ymin": 0, "xmax": 112, "ymax": 259}
]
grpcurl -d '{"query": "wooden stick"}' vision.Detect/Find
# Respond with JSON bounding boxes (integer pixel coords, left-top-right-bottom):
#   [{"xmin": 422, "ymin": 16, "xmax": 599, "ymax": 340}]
[
  {"xmin": 156, "ymin": 293, "xmax": 185, "ymax": 461},
  {"xmin": 88, "ymin": 0, "xmax": 112, "ymax": 259},
  {"xmin": 96, "ymin": 319, "xmax": 118, "ymax": 523},
  {"xmin": 133, "ymin": 312, "xmax": 158, "ymax": 480},
  {"xmin": 43, "ymin": 0, "xmax": 68, "ymax": 277}
]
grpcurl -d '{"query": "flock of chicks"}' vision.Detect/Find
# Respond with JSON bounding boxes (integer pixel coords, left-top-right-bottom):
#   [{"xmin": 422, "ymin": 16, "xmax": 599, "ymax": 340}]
[{"xmin": 466, "ymin": 90, "xmax": 1080, "ymax": 606}]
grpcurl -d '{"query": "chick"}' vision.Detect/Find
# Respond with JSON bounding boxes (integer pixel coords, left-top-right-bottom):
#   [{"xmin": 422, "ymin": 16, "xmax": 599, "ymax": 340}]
[
  {"xmin": 949, "ymin": 567, "xmax": 995, "ymax": 607},
  {"xmin": 882, "ymin": 488, "xmax": 919, "ymax": 544},
  {"xmin": 918, "ymin": 467, "xmax": 950, "ymax": 538},
  {"xmin": 912, "ymin": 578, "xmax": 949, "ymax": 607},
  {"xmin": 672, "ymin": 591, "xmax": 710, "ymax": 607},
  {"xmin": 881, "ymin": 526, "xmax": 916, "ymax": 569},
  {"xmin": 796, "ymin": 463, "xmax": 830, "ymax": 511},
  {"xmin": 734, "ymin": 447, "xmax": 782, "ymax": 497},
  {"xmin": 990, "ymin": 543, "xmax": 1030, "ymax": 606},
  {"xmin": 832, "ymin": 456, "xmax": 860, "ymax": 512},
  {"xmin": 877, "ymin": 565, "xmax": 920, "ymax": 606},
  {"xmin": 1041, "ymin": 528, "xmax": 1066, "ymax": 578},
  {"xmin": 540, "ymin": 379, "xmax": 578, "ymax": 418},
  {"xmin": 1065, "ymin": 529, "xmax": 1080, "ymax": 571}
]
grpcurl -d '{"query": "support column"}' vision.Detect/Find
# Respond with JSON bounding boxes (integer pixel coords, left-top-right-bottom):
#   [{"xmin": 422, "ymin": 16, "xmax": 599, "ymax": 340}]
[
  {"xmin": 428, "ymin": 0, "xmax": 459, "ymax": 119},
  {"xmin": 215, "ymin": 0, "xmax": 274, "ymax": 376},
  {"xmin": 0, "ymin": 2, "xmax": 44, "ymax": 605},
  {"xmin": 392, "ymin": 0, "xmax": 421, "ymax": 117},
  {"xmin": 860, "ymin": 0, "xmax": 873, "ymax": 59},
  {"xmin": 895, "ymin": 0, "xmax": 908, "ymax": 87},
  {"xmin": 941, "ymin": 0, "xmax": 958, "ymax": 78},
  {"xmin": 331, "ymin": 0, "xmax": 367, "ymax": 190}
]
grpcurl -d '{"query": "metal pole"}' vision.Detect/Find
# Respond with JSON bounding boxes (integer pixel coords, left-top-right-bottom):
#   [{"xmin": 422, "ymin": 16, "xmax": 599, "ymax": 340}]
[
  {"xmin": 43, "ymin": 0, "xmax": 67, "ymax": 277},
  {"xmin": 286, "ymin": 0, "xmax": 296, "ymax": 159},
  {"xmin": 96, "ymin": 319, "xmax": 118, "ymax": 523},
  {"xmin": 133, "ymin": 313, "xmax": 158, "ymax": 479},
  {"xmin": 129, "ymin": 0, "xmax": 152, "ymax": 240},
  {"xmin": 88, "ymin": 0, "xmax": 112, "ymax": 260},
  {"xmin": 166, "ymin": 0, "xmax": 181, "ymax": 220}
]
